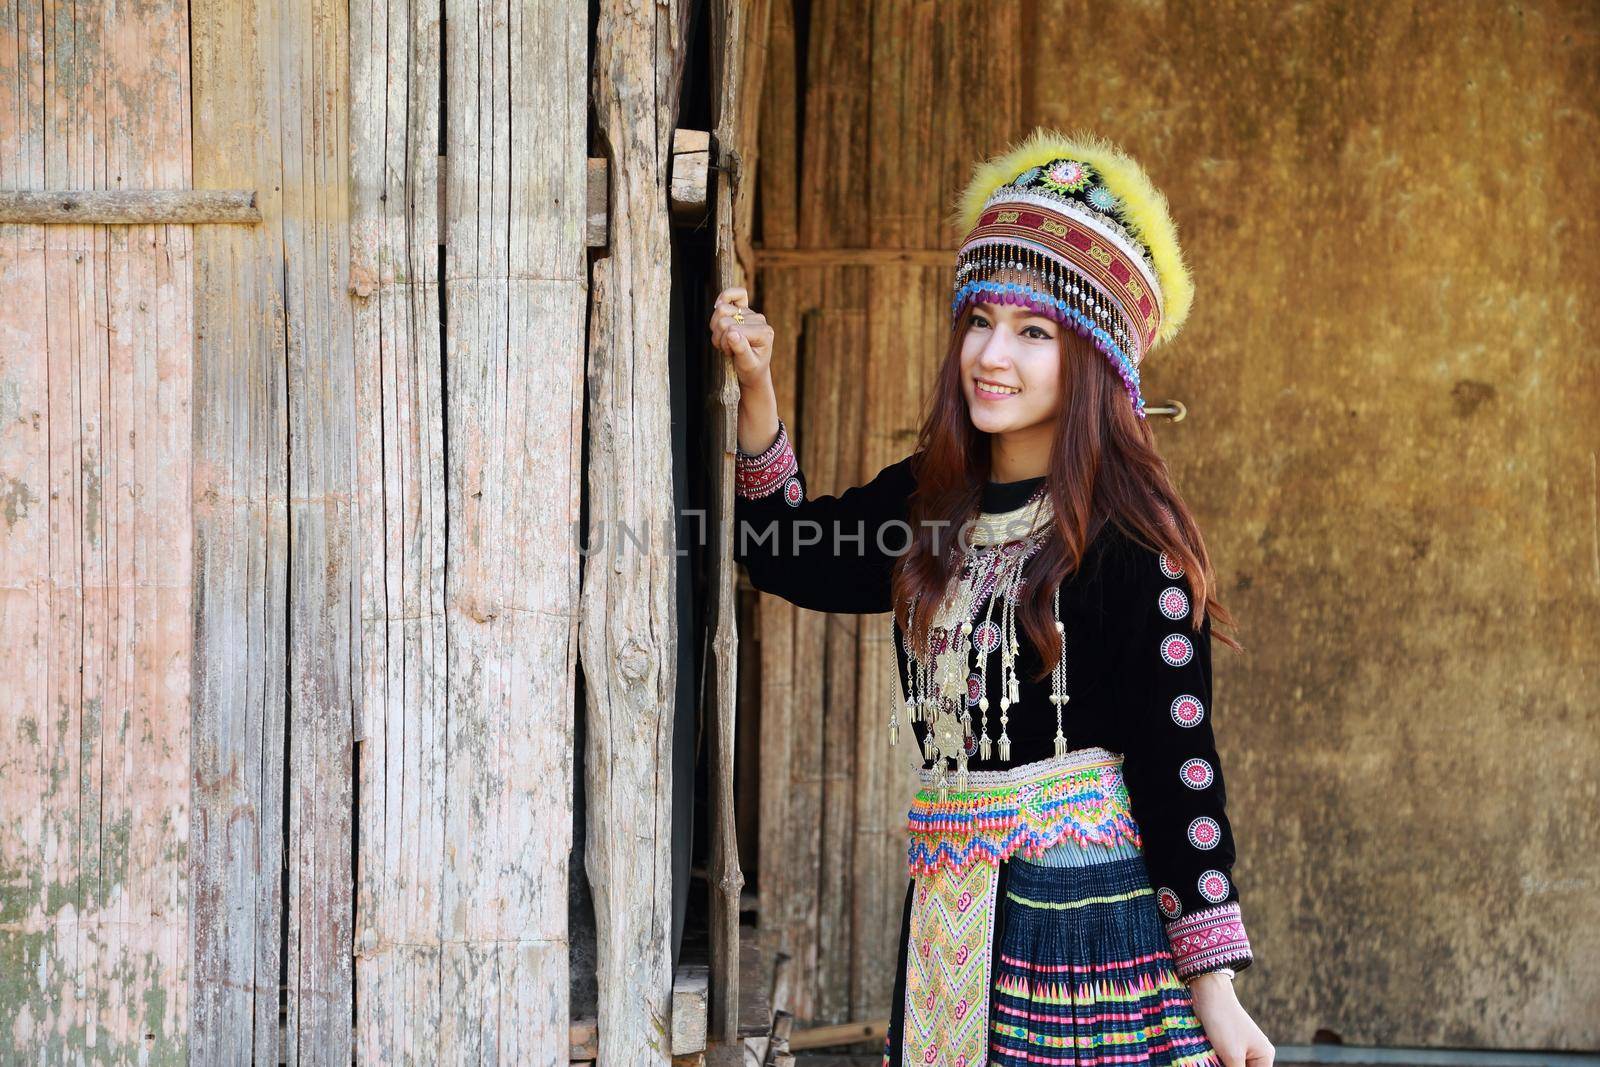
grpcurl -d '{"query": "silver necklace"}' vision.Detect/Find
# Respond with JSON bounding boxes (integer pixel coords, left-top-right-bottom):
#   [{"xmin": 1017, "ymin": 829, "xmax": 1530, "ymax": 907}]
[{"xmin": 887, "ymin": 489, "xmax": 1072, "ymax": 798}]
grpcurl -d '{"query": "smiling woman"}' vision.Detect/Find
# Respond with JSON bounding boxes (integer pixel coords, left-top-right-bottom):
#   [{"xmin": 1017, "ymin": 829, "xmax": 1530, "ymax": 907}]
[{"xmin": 715, "ymin": 127, "xmax": 1273, "ymax": 1067}]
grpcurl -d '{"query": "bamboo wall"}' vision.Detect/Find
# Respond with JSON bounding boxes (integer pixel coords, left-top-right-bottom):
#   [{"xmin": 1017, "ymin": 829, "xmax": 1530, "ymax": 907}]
[{"xmin": 748, "ymin": 0, "xmax": 1600, "ymax": 1048}]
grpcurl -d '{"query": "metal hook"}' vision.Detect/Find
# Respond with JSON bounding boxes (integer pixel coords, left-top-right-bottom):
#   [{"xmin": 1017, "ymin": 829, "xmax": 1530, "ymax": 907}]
[{"xmin": 1144, "ymin": 399, "xmax": 1187, "ymax": 422}]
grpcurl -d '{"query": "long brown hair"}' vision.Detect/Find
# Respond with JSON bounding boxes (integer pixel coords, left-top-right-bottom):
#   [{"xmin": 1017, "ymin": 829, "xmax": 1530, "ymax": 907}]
[{"xmin": 890, "ymin": 309, "xmax": 1242, "ymax": 681}]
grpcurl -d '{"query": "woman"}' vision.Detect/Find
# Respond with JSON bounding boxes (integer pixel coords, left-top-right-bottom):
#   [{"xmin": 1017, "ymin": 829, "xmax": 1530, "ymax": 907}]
[{"xmin": 711, "ymin": 128, "xmax": 1274, "ymax": 1067}]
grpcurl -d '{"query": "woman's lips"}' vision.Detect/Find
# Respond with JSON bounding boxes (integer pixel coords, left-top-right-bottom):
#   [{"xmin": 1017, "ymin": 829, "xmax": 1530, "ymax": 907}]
[{"xmin": 975, "ymin": 379, "xmax": 1021, "ymax": 400}]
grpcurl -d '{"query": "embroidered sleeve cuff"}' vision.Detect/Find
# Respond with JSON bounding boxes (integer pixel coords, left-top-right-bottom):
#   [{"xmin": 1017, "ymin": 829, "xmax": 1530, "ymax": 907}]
[
  {"xmin": 735, "ymin": 418, "xmax": 802, "ymax": 503},
  {"xmin": 1165, "ymin": 901, "xmax": 1253, "ymax": 979}
]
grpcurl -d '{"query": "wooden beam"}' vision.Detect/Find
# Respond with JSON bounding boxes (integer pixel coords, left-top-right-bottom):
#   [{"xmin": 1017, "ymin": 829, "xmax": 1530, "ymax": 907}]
[
  {"xmin": 580, "ymin": 129, "xmax": 709, "ymax": 250},
  {"xmin": 673, "ymin": 963, "xmax": 711, "ymax": 1054},
  {"xmin": 0, "ymin": 188, "xmax": 260, "ymax": 224},
  {"xmin": 752, "ymin": 246, "xmax": 956, "ymax": 268},
  {"xmin": 787, "ymin": 1018, "xmax": 889, "ymax": 1052},
  {"xmin": 671, "ymin": 127, "xmax": 711, "ymax": 225}
]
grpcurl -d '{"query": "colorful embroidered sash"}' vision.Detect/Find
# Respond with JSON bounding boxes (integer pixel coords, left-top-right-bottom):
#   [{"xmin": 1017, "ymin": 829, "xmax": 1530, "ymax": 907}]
[
  {"xmin": 906, "ymin": 747, "xmax": 1142, "ymax": 877},
  {"xmin": 901, "ymin": 748, "xmax": 1142, "ymax": 1067}
]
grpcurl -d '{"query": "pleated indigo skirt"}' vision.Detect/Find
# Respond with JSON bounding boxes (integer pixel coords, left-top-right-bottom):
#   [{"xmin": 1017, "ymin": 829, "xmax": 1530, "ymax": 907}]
[{"xmin": 884, "ymin": 834, "xmax": 1221, "ymax": 1067}]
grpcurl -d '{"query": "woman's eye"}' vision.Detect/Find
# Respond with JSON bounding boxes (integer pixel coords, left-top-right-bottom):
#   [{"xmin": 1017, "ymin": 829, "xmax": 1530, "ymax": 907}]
[{"xmin": 969, "ymin": 315, "xmax": 1048, "ymax": 338}]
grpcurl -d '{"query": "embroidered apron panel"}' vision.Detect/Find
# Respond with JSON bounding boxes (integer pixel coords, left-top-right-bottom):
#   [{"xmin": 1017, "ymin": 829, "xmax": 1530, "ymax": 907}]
[{"xmin": 903, "ymin": 859, "xmax": 1000, "ymax": 1067}]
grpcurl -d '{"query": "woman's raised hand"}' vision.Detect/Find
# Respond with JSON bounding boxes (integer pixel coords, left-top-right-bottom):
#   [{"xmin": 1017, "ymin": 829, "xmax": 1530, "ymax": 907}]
[{"xmin": 709, "ymin": 286, "xmax": 774, "ymax": 388}]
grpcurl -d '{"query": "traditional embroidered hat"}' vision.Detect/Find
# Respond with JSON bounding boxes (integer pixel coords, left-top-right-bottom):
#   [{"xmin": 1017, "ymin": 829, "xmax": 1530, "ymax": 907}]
[{"xmin": 949, "ymin": 128, "xmax": 1194, "ymax": 419}]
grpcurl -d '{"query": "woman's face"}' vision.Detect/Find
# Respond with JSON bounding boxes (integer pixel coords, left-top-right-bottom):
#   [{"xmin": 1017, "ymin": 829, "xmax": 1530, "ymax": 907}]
[{"xmin": 958, "ymin": 296, "xmax": 1064, "ymax": 436}]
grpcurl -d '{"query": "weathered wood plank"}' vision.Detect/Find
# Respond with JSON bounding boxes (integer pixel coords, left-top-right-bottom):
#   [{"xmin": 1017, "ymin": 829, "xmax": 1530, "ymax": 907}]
[
  {"xmin": 0, "ymin": 0, "xmax": 200, "ymax": 1059},
  {"xmin": 812, "ymin": 310, "xmax": 866, "ymax": 1027},
  {"xmin": 438, "ymin": 0, "xmax": 585, "ymax": 1060},
  {"xmin": 670, "ymin": 127, "xmax": 711, "ymax": 223},
  {"xmin": 192, "ymin": 0, "xmax": 367, "ymax": 1060},
  {"xmin": 0, "ymin": 0, "xmax": 196, "ymax": 1062},
  {"xmin": 0, "ymin": 189, "xmax": 259, "ymax": 224},
  {"xmin": 750, "ymin": 0, "xmax": 801, "ymax": 1034},
  {"xmin": 348, "ymin": 0, "xmax": 447, "ymax": 1062},
  {"xmin": 752, "ymin": 0, "xmax": 878, "ymax": 1024},
  {"xmin": 755, "ymin": 0, "xmax": 798, "ymax": 254},
  {"xmin": 588, "ymin": 157, "xmax": 609, "ymax": 249},
  {"xmin": 0, "ymin": 0, "xmax": 195, "ymax": 1060},
  {"xmin": 672, "ymin": 962, "xmax": 710, "ymax": 1054},
  {"xmin": 777, "ymin": 309, "xmax": 827, "ymax": 1022},
  {"xmin": 582, "ymin": 0, "xmax": 693, "ymax": 1060},
  {"xmin": 847, "ymin": 0, "xmax": 939, "ymax": 1021},
  {"xmin": 278, "ymin": 0, "xmax": 358, "ymax": 1059},
  {"xmin": 354, "ymin": 0, "xmax": 585, "ymax": 1059},
  {"xmin": 571, "ymin": 1017, "xmax": 600, "ymax": 1060},
  {"xmin": 187, "ymin": 0, "xmax": 292, "ymax": 1060}
]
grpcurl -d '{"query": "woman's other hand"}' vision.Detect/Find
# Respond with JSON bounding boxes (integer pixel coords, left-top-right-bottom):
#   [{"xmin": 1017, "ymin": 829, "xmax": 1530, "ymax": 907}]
[
  {"xmin": 710, "ymin": 286, "xmax": 774, "ymax": 389},
  {"xmin": 1189, "ymin": 973, "xmax": 1275, "ymax": 1067}
]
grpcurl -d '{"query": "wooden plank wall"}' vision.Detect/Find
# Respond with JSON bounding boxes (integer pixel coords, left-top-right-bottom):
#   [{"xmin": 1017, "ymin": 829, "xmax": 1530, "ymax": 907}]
[
  {"xmin": 751, "ymin": 0, "xmax": 1024, "ymax": 1025},
  {"xmin": 581, "ymin": 0, "xmax": 694, "ymax": 1060},
  {"xmin": 0, "ymin": 0, "xmax": 672, "ymax": 1058},
  {"xmin": 0, "ymin": 0, "xmax": 196, "ymax": 1059}
]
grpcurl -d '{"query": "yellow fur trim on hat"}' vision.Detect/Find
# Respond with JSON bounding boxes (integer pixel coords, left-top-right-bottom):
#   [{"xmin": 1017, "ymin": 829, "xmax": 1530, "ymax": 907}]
[{"xmin": 948, "ymin": 127, "xmax": 1194, "ymax": 346}]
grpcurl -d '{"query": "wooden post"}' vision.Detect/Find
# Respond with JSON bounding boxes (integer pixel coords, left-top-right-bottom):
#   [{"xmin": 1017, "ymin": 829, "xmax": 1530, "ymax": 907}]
[
  {"xmin": 705, "ymin": 0, "xmax": 776, "ymax": 1044},
  {"xmin": 582, "ymin": 0, "xmax": 693, "ymax": 1060}
]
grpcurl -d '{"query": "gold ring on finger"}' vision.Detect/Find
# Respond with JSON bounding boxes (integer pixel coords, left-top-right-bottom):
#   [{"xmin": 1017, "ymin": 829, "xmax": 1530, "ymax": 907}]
[{"xmin": 732, "ymin": 310, "xmax": 745, "ymax": 323}]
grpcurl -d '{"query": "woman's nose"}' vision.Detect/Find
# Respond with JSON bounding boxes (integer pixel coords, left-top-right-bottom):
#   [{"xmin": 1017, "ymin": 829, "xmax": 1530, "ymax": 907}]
[{"xmin": 978, "ymin": 333, "xmax": 1015, "ymax": 368}]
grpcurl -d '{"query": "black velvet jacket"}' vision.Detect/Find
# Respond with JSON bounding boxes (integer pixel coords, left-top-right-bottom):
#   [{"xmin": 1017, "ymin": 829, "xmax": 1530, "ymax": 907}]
[{"xmin": 733, "ymin": 434, "xmax": 1253, "ymax": 976}]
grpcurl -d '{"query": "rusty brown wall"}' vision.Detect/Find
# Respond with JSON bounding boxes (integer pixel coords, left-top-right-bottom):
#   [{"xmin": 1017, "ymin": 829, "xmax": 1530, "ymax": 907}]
[
  {"xmin": 756, "ymin": 0, "xmax": 1599, "ymax": 1049},
  {"xmin": 1022, "ymin": 0, "xmax": 1600, "ymax": 1046}
]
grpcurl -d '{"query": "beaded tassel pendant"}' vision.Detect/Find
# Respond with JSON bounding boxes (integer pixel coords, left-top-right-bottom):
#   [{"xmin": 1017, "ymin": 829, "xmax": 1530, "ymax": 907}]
[{"xmin": 1051, "ymin": 582, "xmax": 1071, "ymax": 757}]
